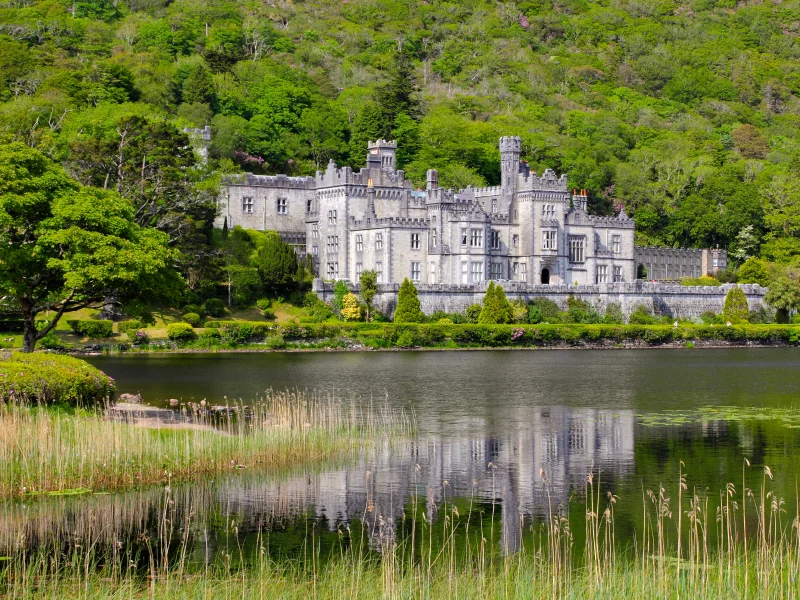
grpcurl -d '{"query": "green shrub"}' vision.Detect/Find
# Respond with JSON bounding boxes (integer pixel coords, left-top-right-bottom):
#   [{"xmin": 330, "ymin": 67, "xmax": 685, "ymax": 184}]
[
  {"xmin": 0, "ymin": 352, "xmax": 113, "ymax": 405},
  {"xmin": 529, "ymin": 298, "xmax": 561, "ymax": 323},
  {"xmin": 264, "ymin": 333, "xmax": 285, "ymax": 349},
  {"xmin": 118, "ymin": 320, "xmax": 144, "ymax": 336},
  {"xmin": 131, "ymin": 330, "xmax": 149, "ymax": 344},
  {"xmin": 199, "ymin": 328, "xmax": 221, "ymax": 340},
  {"xmin": 204, "ymin": 298, "xmax": 226, "ymax": 317},
  {"xmin": 465, "ymin": 304, "xmax": 482, "ymax": 323},
  {"xmin": 628, "ymin": 304, "xmax": 657, "ymax": 325},
  {"xmin": 256, "ymin": 298, "xmax": 272, "ymax": 310},
  {"xmin": 394, "ymin": 279, "xmax": 425, "ymax": 323},
  {"xmin": 396, "ymin": 330, "xmax": 415, "ymax": 348},
  {"xmin": 700, "ymin": 311, "xmax": 724, "ymax": 325},
  {"xmin": 182, "ymin": 312, "xmax": 201, "ymax": 326},
  {"xmin": 37, "ymin": 330, "xmax": 68, "ymax": 350},
  {"xmin": 737, "ymin": 258, "xmax": 770, "ymax": 286},
  {"xmin": 166, "ymin": 322, "xmax": 196, "ymax": 342},
  {"xmin": 748, "ymin": 306, "xmax": 774, "ymax": 324},
  {"xmin": 262, "ymin": 309, "xmax": 275, "ymax": 320},
  {"xmin": 182, "ymin": 304, "xmax": 204, "ymax": 317},
  {"xmin": 723, "ymin": 287, "xmax": 749, "ymax": 324},
  {"xmin": 303, "ymin": 292, "xmax": 319, "ymax": 308},
  {"xmin": 603, "ymin": 303, "xmax": 625, "ymax": 324},
  {"xmin": 528, "ymin": 305, "xmax": 543, "ymax": 324},
  {"xmin": 67, "ymin": 320, "xmax": 114, "ymax": 338},
  {"xmin": 680, "ymin": 276, "xmax": 721, "ymax": 287}
]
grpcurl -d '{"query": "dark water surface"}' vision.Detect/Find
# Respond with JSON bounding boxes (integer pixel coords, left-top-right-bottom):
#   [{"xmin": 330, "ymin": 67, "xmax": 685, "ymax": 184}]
[{"xmin": 5, "ymin": 348, "xmax": 800, "ymax": 564}]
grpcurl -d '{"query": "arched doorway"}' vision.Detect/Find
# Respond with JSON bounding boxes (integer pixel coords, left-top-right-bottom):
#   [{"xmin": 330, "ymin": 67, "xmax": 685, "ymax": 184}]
[{"xmin": 541, "ymin": 268, "xmax": 550, "ymax": 285}]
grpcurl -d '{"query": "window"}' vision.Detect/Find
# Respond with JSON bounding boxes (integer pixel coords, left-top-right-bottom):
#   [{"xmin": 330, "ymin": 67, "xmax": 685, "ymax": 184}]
[
  {"xmin": 242, "ymin": 196, "xmax": 253, "ymax": 213},
  {"xmin": 429, "ymin": 263, "xmax": 436, "ymax": 284},
  {"xmin": 520, "ymin": 262, "xmax": 527, "ymax": 282},
  {"xmin": 492, "ymin": 199, "xmax": 498, "ymax": 213},
  {"xmin": 542, "ymin": 230, "xmax": 557, "ymax": 250},
  {"xmin": 375, "ymin": 233, "xmax": 383, "ymax": 250},
  {"xmin": 613, "ymin": 266, "xmax": 623, "ymax": 282},
  {"xmin": 512, "ymin": 234, "xmax": 519, "ymax": 248},
  {"xmin": 596, "ymin": 265, "xmax": 608, "ymax": 284},
  {"xmin": 356, "ymin": 235, "xmax": 363, "ymax": 252},
  {"xmin": 311, "ymin": 245, "xmax": 318, "ymax": 255},
  {"xmin": 611, "ymin": 234, "xmax": 621, "ymax": 255},
  {"xmin": 328, "ymin": 210, "xmax": 337, "ymax": 225},
  {"xmin": 543, "ymin": 204, "xmax": 555, "ymax": 219},
  {"xmin": 461, "ymin": 262, "xmax": 468, "ymax": 284},
  {"xmin": 376, "ymin": 261, "xmax": 383, "ymax": 281},
  {"xmin": 311, "ymin": 224, "xmax": 319, "ymax": 239},
  {"xmin": 491, "ymin": 230, "xmax": 500, "ymax": 250},
  {"xmin": 326, "ymin": 236, "xmax": 339, "ymax": 253},
  {"xmin": 461, "ymin": 228, "xmax": 468, "ymax": 246},
  {"xmin": 411, "ymin": 233, "xmax": 420, "ymax": 250},
  {"xmin": 356, "ymin": 262, "xmax": 362, "ymax": 278},
  {"xmin": 411, "ymin": 262, "xmax": 421, "ymax": 281},
  {"xmin": 490, "ymin": 263, "xmax": 503, "ymax": 280},
  {"xmin": 471, "ymin": 228, "xmax": 483, "ymax": 248},
  {"xmin": 431, "ymin": 229, "xmax": 437, "ymax": 248},
  {"xmin": 569, "ymin": 236, "xmax": 585, "ymax": 263},
  {"xmin": 713, "ymin": 257, "xmax": 719, "ymax": 268},
  {"xmin": 277, "ymin": 197, "xmax": 287, "ymax": 214},
  {"xmin": 326, "ymin": 262, "xmax": 338, "ymax": 278},
  {"xmin": 307, "ymin": 199, "xmax": 313, "ymax": 213},
  {"xmin": 470, "ymin": 261, "xmax": 484, "ymax": 282}
]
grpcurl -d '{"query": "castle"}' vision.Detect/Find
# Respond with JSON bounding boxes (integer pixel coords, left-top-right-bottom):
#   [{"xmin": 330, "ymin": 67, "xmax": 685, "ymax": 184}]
[{"xmin": 217, "ymin": 136, "xmax": 637, "ymax": 286}]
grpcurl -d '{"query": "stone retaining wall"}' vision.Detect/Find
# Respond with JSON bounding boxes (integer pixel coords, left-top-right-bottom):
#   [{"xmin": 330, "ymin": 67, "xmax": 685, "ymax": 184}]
[{"xmin": 313, "ymin": 280, "xmax": 767, "ymax": 320}]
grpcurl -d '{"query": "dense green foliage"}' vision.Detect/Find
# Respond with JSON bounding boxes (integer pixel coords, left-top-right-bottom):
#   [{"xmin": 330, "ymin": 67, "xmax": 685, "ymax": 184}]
[
  {"xmin": 0, "ymin": 143, "xmax": 178, "ymax": 351},
  {"xmin": 139, "ymin": 320, "xmax": 800, "ymax": 349},
  {"xmin": 0, "ymin": 352, "xmax": 113, "ymax": 405},
  {"xmin": 166, "ymin": 322, "xmax": 195, "ymax": 341},
  {"xmin": 0, "ymin": 0, "xmax": 798, "ymax": 267},
  {"xmin": 394, "ymin": 278, "xmax": 425, "ymax": 323},
  {"xmin": 66, "ymin": 319, "xmax": 114, "ymax": 338},
  {"xmin": 478, "ymin": 282, "xmax": 512, "ymax": 324},
  {"xmin": 723, "ymin": 287, "xmax": 750, "ymax": 323}
]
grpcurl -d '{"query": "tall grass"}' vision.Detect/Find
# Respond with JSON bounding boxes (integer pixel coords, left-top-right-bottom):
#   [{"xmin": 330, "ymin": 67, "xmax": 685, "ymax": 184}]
[
  {"xmin": 3, "ymin": 464, "xmax": 800, "ymax": 599},
  {"xmin": 0, "ymin": 390, "xmax": 409, "ymax": 497}
]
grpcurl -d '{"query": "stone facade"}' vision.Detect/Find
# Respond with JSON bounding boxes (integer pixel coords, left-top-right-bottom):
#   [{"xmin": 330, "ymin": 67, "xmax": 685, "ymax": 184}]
[
  {"xmin": 635, "ymin": 246, "xmax": 728, "ymax": 281},
  {"xmin": 218, "ymin": 137, "xmax": 636, "ymax": 286},
  {"xmin": 313, "ymin": 279, "xmax": 767, "ymax": 320}
]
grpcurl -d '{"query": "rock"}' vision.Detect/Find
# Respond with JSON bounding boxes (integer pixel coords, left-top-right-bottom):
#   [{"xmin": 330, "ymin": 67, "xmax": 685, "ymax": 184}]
[
  {"xmin": 169, "ymin": 398, "xmax": 179, "ymax": 407},
  {"xmin": 118, "ymin": 393, "xmax": 142, "ymax": 403}
]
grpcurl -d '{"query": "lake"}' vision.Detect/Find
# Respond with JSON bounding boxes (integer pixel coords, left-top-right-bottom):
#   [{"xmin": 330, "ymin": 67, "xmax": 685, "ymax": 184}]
[{"xmin": 4, "ymin": 348, "xmax": 800, "ymax": 564}]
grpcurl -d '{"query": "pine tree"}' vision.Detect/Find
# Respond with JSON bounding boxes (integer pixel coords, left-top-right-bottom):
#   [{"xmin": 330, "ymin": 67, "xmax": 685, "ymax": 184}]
[
  {"xmin": 394, "ymin": 278, "xmax": 425, "ymax": 323},
  {"xmin": 254, "ymin": 232, "xmax": 298, "ymax": 294},
  {"xmin": 723, "ymin": 287, "xmax": 749, "ymax": 323}
]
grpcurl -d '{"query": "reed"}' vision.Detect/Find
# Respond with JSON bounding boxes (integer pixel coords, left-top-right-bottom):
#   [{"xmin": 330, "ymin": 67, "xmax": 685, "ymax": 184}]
[
  {"xmin": 0, "ymin": 390, "xmax": 409, "ymax": 498},
  {"xmin": 3, "ymin": 462, "xmax": 800, "ymax": 599}
]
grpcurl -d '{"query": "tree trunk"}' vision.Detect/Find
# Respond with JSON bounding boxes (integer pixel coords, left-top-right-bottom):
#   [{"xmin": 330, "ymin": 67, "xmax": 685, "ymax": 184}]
[{"xmin": 21, "ymin": 304, "xmax": 38, "ymax": 353}]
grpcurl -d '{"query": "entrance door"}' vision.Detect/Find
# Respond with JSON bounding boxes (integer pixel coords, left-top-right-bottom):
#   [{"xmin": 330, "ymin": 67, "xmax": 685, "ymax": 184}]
[{"xmin": 541, "ymin": 268, "xmax": 550, "ymax": 284}]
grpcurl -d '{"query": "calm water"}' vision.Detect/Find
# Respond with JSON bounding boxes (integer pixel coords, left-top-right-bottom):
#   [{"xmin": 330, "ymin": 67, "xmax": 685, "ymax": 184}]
[{"xmin": 4, "ymin": 349, "xmax": 800, "ymax": 564}]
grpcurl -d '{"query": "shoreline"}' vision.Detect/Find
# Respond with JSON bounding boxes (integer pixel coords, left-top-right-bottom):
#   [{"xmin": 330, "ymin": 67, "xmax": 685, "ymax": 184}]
[{"xmin": 71, "ymin": 338, "xmax": 798, "ymax": 356}]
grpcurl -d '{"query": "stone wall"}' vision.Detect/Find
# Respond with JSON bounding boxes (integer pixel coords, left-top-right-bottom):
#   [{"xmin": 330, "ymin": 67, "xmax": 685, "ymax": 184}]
[{"xmin": 313, "ymin": 279, "xmax": 767, "ymax": 320}]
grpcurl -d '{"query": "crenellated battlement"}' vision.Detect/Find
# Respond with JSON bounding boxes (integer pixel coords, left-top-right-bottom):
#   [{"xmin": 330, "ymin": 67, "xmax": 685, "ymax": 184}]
[{"xmin": 223, "ymin": 173, "xmax": 316, "ymax": 189}]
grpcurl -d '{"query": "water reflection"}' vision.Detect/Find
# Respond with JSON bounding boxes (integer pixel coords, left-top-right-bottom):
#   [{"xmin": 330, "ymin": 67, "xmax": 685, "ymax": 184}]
[{"xmin": 3, "ymin": 406, "xmax": 634, "ymax": 559}]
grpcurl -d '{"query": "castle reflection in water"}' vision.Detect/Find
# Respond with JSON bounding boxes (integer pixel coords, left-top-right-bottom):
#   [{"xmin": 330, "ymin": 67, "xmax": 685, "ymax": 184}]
[
  {"xmin": 219, "ymin": 406, "xmax": 635, "ymax": 552},
  {"xmin": 2, "ymin": 406, "xmax": 635, "ymax": 557}
]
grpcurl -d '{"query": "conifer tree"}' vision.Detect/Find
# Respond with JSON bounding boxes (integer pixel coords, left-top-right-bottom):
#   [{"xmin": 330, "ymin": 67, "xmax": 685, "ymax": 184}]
[
  {"xmin": 723, "ymin": 287, "xmax": 749, "ymax": 323},
  {"xmin": 478, "ymin": 282, "xmax": 511, "ymax": 324},
  {"xmin": 341, "ymin": 293, "xmax": 362, "ymax": 321},
  {"xmin": 394, "ymin": 278, "xmax": 425, "ymax": 323}
]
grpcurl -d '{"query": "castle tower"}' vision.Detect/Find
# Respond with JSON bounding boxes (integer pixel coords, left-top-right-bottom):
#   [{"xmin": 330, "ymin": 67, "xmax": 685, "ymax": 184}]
[
  {"xmin": 499, "ymin": 136, "xmax": 522, "ymax": 200},
  {"xmin": 367, "ymin": 139, "xmax": 398, "ymax": 171}
]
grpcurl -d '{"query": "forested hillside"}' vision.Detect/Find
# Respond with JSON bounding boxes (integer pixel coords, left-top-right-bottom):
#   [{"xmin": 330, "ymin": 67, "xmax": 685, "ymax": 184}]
[{"xmin": 1, "ymin": 0, "xmax": 799, "ymax": 265}]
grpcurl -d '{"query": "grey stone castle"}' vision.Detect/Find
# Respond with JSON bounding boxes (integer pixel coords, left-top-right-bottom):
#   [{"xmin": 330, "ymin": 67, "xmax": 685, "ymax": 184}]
[{"xmin": 217, "ymin": 136, "xmax": 637, "ymax": 286}]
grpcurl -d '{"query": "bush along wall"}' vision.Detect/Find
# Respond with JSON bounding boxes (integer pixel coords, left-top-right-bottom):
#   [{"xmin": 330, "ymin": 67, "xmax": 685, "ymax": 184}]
[
  {"xmin": 0, "ymin": 352, "xmax": 114, "ymax": 405},
  {"xmin": 158, "ymin": 322, "xmax": 800, "ymax": 350}
]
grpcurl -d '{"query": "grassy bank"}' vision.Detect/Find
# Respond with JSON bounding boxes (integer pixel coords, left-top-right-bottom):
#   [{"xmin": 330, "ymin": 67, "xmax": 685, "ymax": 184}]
[
  {"xmin": 73, "ymin": 322, "xmax": 800, "ymax": 353},
  {"xmin": 3, "ymin": 468, "xmax": 799, "ymax": 599},
  {"xmin": 0, "ymin": 391, "xmax": 408, "ymax": 498}
]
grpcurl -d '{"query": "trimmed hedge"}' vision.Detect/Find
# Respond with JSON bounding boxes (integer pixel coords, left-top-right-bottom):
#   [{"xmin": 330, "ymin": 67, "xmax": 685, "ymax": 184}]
[
  {"xmin": 183, "ymin": 321, "xmax": 800, "ymax": 348},
  {"xmin": 166, "ymin": 322, "xmax": 196, "ymax": 342},
  {"xmin": 0, "ymin": 319, "xmax": 24, "ymax": 332},
  {"xmin": 118, "ymin": 320, "xmax": 144, "ymax": 336},
  {"xmin": 0, "ymin": 352, "xmax": 113, "ymax": 405},
  {"xmin": 67, "ymin": 319, "xmax": 114, "ymax": 338}
]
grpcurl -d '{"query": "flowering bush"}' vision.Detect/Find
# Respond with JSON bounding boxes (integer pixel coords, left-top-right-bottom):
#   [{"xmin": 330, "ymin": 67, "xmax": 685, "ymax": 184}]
[{"xmin": 511, "ymin": 328, "xmax": 525, "ymax": 341}]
